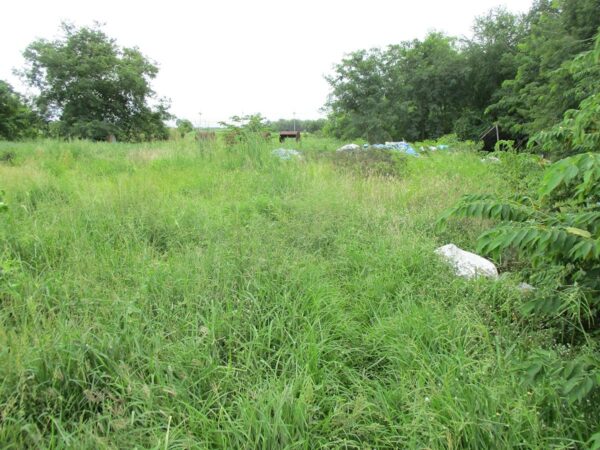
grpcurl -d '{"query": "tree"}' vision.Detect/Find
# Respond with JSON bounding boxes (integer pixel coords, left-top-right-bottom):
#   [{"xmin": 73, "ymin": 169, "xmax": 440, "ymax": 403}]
[
  {"xmin": 324, "ymin": 1, "xmax": 599, "ymax": 145},
  {"xmin": 218, "ymin": 114, "xmax": 271, "ymax": 133},
  {"xmin": 324, "ymin": 48, "xmax": 391, "ymax": 142},
  {"xmin": 268, "ymin": 118, "xmax": 327, "ymax": 133},
  {"xmin": 486, "ymin": 0, "xmax": 600, "ymax": 140},
  {"xmin": 325, "ymin": 33, "xmax": 469, "ymax": 142},
  {"xmin": 388, "ymin": 33, "xmax": 470, "ymax": 140},
  {"xmin": 20, "ymin": 23, "xmax": 170, "ymax": 141},
  {"xmin": 455, "ymin": 8, "xmax": 526, "ymax": 139},
  {"xmin": 175, "ymin": 118, "xmax": 194, "ymax": 137},
  {"xmin": 528, "ymin": 31, "xmax": 600, "ymax": 158},
  {"xmin": 218, "ymin": 114, "xmax": 272, "ymax": 146},
  {"xmin": 0, "ymin": 80, "xmax": 38, "ymax": 140}
]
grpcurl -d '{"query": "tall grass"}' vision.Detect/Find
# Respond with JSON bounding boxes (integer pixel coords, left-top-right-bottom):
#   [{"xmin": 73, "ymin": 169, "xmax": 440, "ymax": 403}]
[{"xmin": 0, "ymin": 137, "xmax": 596, "ymax": 448}]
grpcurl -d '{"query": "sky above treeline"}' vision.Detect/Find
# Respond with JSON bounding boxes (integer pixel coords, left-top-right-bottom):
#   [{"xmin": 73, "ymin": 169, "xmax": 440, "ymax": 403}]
[{"xmin": 2, "ymin": 0, "xmax": 533, "ymax": 126}]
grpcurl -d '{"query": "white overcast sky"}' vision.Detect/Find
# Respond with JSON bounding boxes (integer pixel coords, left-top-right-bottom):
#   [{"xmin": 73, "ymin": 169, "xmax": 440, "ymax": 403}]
[{"xmin": 2, "ymin": 0, "xmax": 532, "ymax": 126}]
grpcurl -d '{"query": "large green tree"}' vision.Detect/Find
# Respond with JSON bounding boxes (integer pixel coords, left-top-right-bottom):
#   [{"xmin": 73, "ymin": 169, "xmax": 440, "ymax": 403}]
[
  {"xmin": 20, "ymin": 23, "xmax": 170, "ymax": 141},
  {"xmin": 0, "ymin": 80, "xmax": 38, "ymax": 140},
  {"xmin": 486, "ymin": 0, "xmax": 600, "ymax": 139},
  {"xmin": 528, "ymin": 31, "xmax": 600, "ymax": 157},
  {"xmin": 325, "ymin": 33, "xmax": 470, "ymax": 142},
  {"xmin": 455, "ymin": 8, "xmax": 526, "ymax": 139},
  {"xmin": 325, "ymin": 48, "xmax": 390, "ymax": 142},
  {"xmin": 324, "ymin": 1, "xmax": 599, "ymax": 146}
]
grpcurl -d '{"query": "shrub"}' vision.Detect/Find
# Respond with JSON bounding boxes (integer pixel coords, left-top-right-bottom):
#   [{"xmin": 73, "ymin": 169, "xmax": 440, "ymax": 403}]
[
  {"xmin": 219, "ymin": 114, "xmax": 272, "ymax": 147},
  {"xmin": 438, "ymin": 152, "xmax": 600, "ymax": 405},
  {"xmin": 440, "ymin": 152, "xmax": 600, "ymax": 324},
  {"xmin": 0, "ymin": 80, "xmax": 39, "ymax": 140}
]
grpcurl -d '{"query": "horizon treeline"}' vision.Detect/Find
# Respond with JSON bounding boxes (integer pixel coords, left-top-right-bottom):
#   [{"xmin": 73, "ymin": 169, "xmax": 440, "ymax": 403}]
[
  {"xmin": 1, "ymin": 0, "xmax": 598, "ymax": 146},
  {"xmin": 324, "ymin": 0, "xmax": 600, "ymax": 147}
]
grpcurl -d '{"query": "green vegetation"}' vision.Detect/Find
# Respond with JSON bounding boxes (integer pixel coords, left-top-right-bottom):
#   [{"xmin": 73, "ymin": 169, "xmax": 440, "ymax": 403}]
[
  {"xmin": 1, "ymin": 137, "xmax": 598, "ymax": 447},
  {"xmin": 219, "ymin": 114, "xmax": 272, "ymax": 146},
  {"xmin": 528, "ymin": 32, "xmax": 600, "ymax": 158},
  {"xmin": 325, "ymin": 0, "xmax": 600, "ymax": 146},
  {"xmin": 175, "ymin": 119, "xmax": 195, "ymax": 138},
  {"xmin": 440, "ymin": 151, "xmax": 600, "ymax": 400},
  {"xmin": 489, "ymin": 0, "xmax": 600, "ymax": 139},
  {"xmin": 0, "ymin": 0, "xmax": 598, "ymax": 447},
  {"xmin": 19, "ymin": 23, "xmax": 170, "ymax": 141},
  {"xmin": 268, "ymin": 118, "xmax": 327, "ymax": 134},
  {"xmin": 0, "ymin": 80, "xmax": 39, "ymax": 140}
]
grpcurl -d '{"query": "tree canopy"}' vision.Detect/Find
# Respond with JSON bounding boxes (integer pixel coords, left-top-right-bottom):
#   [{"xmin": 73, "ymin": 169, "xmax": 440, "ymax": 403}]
[
  {"xmin": 20, "ymin": 23, "xmax": 170, "ymax": 141},
  {"xmin": 0, "ymin": 80, "xmax": 39, "ymax": 140},
  {"xmin": 324, "ymin": 0, "xmax": 600, "ymax": 148},
  {"xmin": 175, "ymin": 118, "xmax": 195, "ymax": 137},
  {"xmin": 267, "ymin": 118, "xmax": 327, "ymax": 133},
  {"xmin": 487, "ymin": 0, "xmax": 600, "ymax": 139}
]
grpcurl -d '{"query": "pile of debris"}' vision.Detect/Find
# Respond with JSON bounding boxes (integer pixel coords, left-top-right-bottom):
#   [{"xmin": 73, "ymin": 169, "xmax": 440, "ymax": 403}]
[
  {"xmin": 272, "ymin": 148, "xmax": 302, "ymax": 160},
  {"xmin": 336, "ymin": 141, "xmax": 420, "ymax": 156}
]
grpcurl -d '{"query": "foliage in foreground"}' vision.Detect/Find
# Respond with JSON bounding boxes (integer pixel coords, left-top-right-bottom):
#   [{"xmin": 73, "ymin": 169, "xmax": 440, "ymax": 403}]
[
  {"xmin": 0, "ymin": 138, "xmax": 598, "ymax": 447},
  {"xmin": 439, "ymin": 152, "xmax": 600, "ymax": 407}
]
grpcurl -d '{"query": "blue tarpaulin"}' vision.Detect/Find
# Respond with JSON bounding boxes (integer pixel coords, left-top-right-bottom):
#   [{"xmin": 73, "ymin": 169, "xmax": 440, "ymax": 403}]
[{"xmin": 363, "ymin": 141, "xmax": 419, "ymax": 156}]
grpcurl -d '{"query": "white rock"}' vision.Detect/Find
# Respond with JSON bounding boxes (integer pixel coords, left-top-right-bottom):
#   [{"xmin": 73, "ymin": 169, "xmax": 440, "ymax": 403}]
[
  {"xmin": 435, "ymin": 244, "xmax": 498, "ymax": 279},
  {"xmin": 336, "ymin": 143, "xmax": 361, "ymax": 152}
]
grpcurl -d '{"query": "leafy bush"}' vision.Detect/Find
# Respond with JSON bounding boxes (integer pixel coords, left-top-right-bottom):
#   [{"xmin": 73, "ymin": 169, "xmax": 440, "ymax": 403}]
[
  {"xmin": 527, "ymin": 33, "xmax": 600, "ymax": 158},
  {"xmin": 521, "ymin": 347, "xmax": 600, "ymax": 404},
  {"xmin": 438, "ymin": 152, "xmax": 600, "ymax": 406},
  {"xmin": 440, "ymin": 152, "xmax": 599, "ymax": 323},
  {"xmin": 175, "ymin": 118, "xmax": 195, "ymax": 138},
  {"xmin": 219, "ymin": 114, "xmax": 272, "ymax": 146},
  {"xmin": 487, "ymin": 143, "xmax": 547, "ymax": 192}
]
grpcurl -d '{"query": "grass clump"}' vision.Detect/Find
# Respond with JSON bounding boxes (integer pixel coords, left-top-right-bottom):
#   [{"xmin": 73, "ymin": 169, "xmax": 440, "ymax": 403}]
[{"xmin": 327, "ymin": 148, "xmax": 408, "ymax": 178}]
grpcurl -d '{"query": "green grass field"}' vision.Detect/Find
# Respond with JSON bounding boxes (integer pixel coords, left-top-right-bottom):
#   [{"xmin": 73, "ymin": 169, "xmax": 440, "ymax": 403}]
[{"xmin": 0, "ymin": 137, "xmax": 596, "ymax": 448}]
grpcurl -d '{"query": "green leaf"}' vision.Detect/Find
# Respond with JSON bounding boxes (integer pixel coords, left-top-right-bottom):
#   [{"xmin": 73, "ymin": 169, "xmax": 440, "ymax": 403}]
[{"xmin": 566, "ymin": 227, "xmax": 592, "ymax": 238}]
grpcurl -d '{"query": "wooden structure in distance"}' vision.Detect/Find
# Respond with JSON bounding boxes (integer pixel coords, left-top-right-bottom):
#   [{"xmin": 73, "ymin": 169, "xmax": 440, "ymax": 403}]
[{"xmin": 279, "ymin": 131, "xmax": 301, "ymax": 143}]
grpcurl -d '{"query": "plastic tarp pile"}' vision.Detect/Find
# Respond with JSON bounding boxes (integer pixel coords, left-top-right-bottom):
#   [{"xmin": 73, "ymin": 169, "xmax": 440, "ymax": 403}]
[
  {"xmin": 272, "ymin": 148, "xmax": 302, "ymax": 160},
  {"xmin": 418, "ymin": 144, "xmax": 450, "ymax": 152},
  {"xmin": 337, "ymin": 141, "xmax": 419, "ymax": 156},
  {"xmin": 337, "ymin": 144, "xmax": 361, "ymax": 152},
  {"xmin": 336, "ymin": 141, "xmax": 452, "ymax": 156}
]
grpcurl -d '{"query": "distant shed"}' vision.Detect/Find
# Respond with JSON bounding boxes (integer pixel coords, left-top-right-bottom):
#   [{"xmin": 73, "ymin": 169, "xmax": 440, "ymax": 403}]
[{"xmin": 279, "ymin": 131, "xmax": 301, "ymax": 143}]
